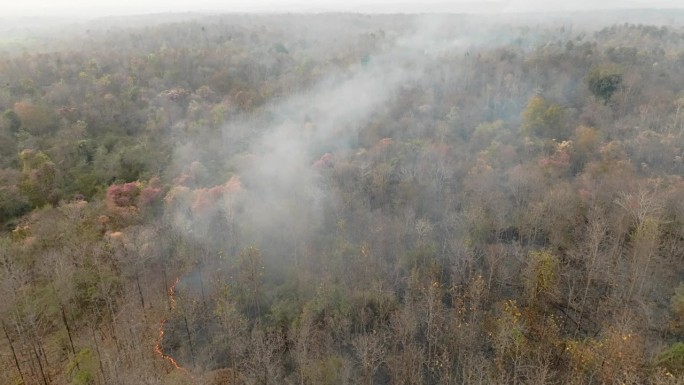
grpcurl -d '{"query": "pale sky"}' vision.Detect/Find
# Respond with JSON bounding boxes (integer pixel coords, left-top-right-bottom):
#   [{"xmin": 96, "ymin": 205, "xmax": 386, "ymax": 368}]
[{"xmin": 2, "ymin": 0, "xmax": 683, "ymax": 17}]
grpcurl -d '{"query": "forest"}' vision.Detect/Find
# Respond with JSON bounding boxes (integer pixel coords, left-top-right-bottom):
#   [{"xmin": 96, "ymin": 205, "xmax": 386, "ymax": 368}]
[{"xmin": 1, "ymin": 10, "xmax": 684, "ymax": 385}]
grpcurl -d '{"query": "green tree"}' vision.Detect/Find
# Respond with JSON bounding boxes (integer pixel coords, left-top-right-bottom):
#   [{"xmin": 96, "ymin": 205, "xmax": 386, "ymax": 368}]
[
  {"xmin": 587, "ymin": 66, "xmax": 623, "ymax": 104},
  {"xmin": 670, "ymin": 283, "xmax": 684, "ymax": 333},
  {"xmin": 656, "ymin": 343, "xmax": 684, "ymax": 376},
  {"xmin": 1, "ymin": 109, "xmax": 21, "ymax": 134},
  {"xmin": 0, "ymin": 169, "xmax": 30, "ymax": 226},
  {"xmin": 523, "ymin": 249, "xmax": 560, "ymax": 304},
  {"xmin": 66, "ymin": 349, "xmax": 98, "ymax": 385},
  {"xmin": 18, "ymin": 149, "xmax": 59, "ymax": 207},
  {"xmin": 521, "ymin": 96, "xmax": 566, "ymax": 139},
  {"xmin": 238, "ymin": 246, "xmax": 264, "ymax": 318}
]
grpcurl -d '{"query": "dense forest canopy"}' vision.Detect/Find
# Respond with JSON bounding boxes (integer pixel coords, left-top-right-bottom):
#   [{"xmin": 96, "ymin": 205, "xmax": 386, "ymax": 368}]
[{"xmin": 2, "ymin": 11, "xmax": 684, "ymax": 385}]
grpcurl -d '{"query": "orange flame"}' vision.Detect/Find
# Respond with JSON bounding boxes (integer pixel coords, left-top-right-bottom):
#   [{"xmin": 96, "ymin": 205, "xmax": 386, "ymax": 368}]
[
  {"xmin": 155, "ymin": 276, "xmax": 187, "ymax": 373},
  {"xmin": 154, "ymin": 319, "xmax": 184, "ymax": 370},
  {"xmin": 169, "ymin": 276, "xmax": 180, "ymax": 310}
]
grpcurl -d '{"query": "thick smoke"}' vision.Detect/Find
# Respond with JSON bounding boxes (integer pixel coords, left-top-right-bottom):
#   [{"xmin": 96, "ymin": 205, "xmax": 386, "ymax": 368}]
[{"xmin": 168, "ymin": 16, "xmax": 467, "ymax": 264}]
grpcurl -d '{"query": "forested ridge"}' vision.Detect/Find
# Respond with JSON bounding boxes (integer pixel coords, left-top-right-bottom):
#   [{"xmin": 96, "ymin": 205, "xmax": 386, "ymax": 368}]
[{"xmin": 2, "ymin": 12, "xmax": 684, "ymax": 385}]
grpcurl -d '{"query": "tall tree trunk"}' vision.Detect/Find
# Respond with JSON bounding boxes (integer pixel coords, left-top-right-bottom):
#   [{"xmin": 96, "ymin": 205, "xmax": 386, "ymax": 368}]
[
  {"xmin": 61, "ymin": 306, "xmax": 78, "ymax": 358},
  {"xmin": 135, "ymin": 270, "xmax": 146, "ymax": 310},
  {"xmin": 32, "ymin": 343, "xmax": 49, "ymax": 385},
  {"xmin": 162, "ymin": 266, "xmax": 170, "ymax": 310},
  {"xmin": 37, "ymin": 340, "xmax": 52, "ymax": 384},
  {"xmin": 183, "ymin": 314, "xmax": 196, "ymax": 367},
  {"xmin": 91, "ymin": 324, "xmax": 107, "ymax": 384},
  {"xmin": 2, "ymin": 320, "xmax": 25, "ymax": 384}
]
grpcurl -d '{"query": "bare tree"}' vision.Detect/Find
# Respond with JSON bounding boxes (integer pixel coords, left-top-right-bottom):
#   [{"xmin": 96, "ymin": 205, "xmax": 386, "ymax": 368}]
[{"xmin": 352, "ymin": 330, "xmax": 387, "ymax": 385}]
